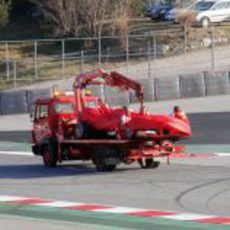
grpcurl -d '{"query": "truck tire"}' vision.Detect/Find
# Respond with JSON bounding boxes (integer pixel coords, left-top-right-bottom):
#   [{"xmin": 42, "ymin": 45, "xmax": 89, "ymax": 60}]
[
  {"xmin": 92, "ymin": 148, "xmax": 118, "ymax": 171},
  {"xmin": 92, "ymin": 156, "xmax": 117, "ymax": 172},
  {"xmin": 138, "ymin": 158, "xmax": 160, "ymax": 169},
  {"xmin": 95, "ymin": 160, "xmax": 117, "ymax": 172},
  {"xmin": 42, "ymin": 144, "xmax": 58, "ymax": 167},
  {"xmin": 104, "ymin": 164, "xmax": 117, "ymax": 171}
]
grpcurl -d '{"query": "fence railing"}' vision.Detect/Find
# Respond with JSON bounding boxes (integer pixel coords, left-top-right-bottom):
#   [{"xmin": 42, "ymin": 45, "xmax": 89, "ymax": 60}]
[{"xmin": 0, "ymin": 24, "xmax": 229, "ymax": 89}]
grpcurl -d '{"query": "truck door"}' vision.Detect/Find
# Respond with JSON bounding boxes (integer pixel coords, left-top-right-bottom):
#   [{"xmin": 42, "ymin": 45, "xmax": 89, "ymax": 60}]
[{"xmin": 33, "ymin": 103, "xmax": 50, "ymax": 144}]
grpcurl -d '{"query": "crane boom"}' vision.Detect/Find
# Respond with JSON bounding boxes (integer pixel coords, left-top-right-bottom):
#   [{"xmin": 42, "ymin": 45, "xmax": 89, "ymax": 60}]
[{"xmin": 73, "ymin": 69, "xmax": 144, "ymax": 115}]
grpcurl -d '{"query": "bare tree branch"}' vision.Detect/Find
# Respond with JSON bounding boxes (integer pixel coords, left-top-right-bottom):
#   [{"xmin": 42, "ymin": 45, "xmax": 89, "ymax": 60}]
[{"xmin": 29, "ymin": 0, "xmax": 138, "ymax": 37}]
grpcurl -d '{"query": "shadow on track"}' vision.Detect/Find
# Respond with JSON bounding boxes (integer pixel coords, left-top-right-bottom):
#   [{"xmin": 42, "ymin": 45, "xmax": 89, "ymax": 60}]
[
  {"xmin": 0, "ymin": 164, "xmax": 97, "ymax": 179},
  {"xmin": 0, "ymin": 163, "xmax": 145, "ymax": 179}
]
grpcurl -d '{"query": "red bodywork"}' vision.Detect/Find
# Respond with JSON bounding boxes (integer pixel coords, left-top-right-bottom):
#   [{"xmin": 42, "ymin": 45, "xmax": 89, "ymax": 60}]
[
  {"xmin": 31, "ymin": 69, "xmax": 192, "ymax": 170},
  {"xmin": 73, "ymin": 68, "xmax": 191, "ymax": 141}
]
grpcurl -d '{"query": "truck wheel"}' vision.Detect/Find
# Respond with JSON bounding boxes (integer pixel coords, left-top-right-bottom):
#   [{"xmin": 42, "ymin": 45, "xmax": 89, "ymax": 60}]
[
  {"xmin": 92, "ymin": 148, "xmax": 118, "ymax": 172},
  {"xmin": 104, "ymin": 164, "xmax": 117, "ymax": 171},
  {"xmin": 42, "ymin": 144, "xmax": 57, "ymax": 167},
  {"xmin": 138, "ymin": 158, "xmax": 160, "ymax": 169},
  {"xmin": 97, "ymin": 164, "xmax": 117, "ymax": 172},
  {"xmin": 93, "ymin": 157, "xmax": 117, "ymax": 172}
]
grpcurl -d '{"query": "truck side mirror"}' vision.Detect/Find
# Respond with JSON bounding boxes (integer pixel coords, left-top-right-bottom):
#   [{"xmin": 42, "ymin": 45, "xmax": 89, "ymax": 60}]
[{"xmin": 29, "ymin": 105, "xmax": 35, "ymax": 122}]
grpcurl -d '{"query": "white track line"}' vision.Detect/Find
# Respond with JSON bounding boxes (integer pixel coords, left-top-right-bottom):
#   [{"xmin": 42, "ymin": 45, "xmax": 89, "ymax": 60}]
[
  {"xmin": 0, "ymin": 151, "xmax": 33, "ymax": 156},
  {"xmin": 0, "ymin": 196, "xmax": 28, "ymax": 202},
  {"xmin": 214, "ymin": 153, "xmax": 230, "ymax": 157},
  {"xmin": 36, "ymin": 201, "xmax": 86, "ymax": 208},
  {"xmin": 164, "ymin": 213, "xmax": 214, "ymax": 220},
  {"xmin": 95, "ymin": 207, "xmax": 145, "ymax": 213}
]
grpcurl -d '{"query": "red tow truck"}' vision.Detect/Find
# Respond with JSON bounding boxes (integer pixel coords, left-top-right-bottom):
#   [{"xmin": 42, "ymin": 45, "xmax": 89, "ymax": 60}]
[{"xmin": 31, "ymin": 69, "xmax": 191, "ymax": 171}]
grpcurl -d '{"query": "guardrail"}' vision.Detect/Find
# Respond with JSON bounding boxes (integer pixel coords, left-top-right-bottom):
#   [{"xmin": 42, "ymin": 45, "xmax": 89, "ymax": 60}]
[{"xmin": 0, "ymin": 70, "xmax": 229, "ymax": 115}]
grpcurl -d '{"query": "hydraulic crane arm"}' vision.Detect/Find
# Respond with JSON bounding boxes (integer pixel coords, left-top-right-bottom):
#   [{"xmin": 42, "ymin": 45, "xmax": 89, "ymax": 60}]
[
  {"xmin": 73, "ymin": 69, "xmax": 144, "ymax": 115},
  {"xmin": 109, "ymin": 71, "xmax": 144, "ymax": 100},
  {"xmin": 73, "ymin": 69, "xmax": 144, "ymax": 99}
]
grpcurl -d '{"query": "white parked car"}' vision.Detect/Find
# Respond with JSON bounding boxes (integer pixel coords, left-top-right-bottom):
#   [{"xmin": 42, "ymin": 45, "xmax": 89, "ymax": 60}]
[{"xmin": 195, "ymin": 0, "xmax": 230, "ymax": 27}]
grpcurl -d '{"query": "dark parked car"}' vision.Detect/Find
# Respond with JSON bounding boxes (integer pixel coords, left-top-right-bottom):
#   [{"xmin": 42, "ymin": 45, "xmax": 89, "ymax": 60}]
[{"xmin": 145, "ymin": 1, "xmax": 173, "ymax": 21}]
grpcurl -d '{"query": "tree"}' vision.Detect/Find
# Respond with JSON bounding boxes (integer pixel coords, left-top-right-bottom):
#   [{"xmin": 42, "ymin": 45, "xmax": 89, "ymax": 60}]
[
  {"xmin": 28, "ymin": 0, "xmax": 139, "ymax": 38},
  {"xmin": 110, "ymin": 0, "xmax": 131, "ymax": 44},
  {"xmin": 29, "ymin": 0, "xmax": 110, "ymax": 37},
  {"xmin": 0, "ymin": 0, "xmax": 10, "ymax": 27},
  {"xmin": 28, "ymin": 0, "xmax": 79, "ymax": 37}
]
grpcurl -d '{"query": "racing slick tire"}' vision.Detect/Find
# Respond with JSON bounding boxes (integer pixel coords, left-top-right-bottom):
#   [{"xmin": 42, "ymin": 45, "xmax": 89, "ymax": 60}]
[{"xmin": 42, "ymin": 143, "xmax": 58, "ymax": 167}]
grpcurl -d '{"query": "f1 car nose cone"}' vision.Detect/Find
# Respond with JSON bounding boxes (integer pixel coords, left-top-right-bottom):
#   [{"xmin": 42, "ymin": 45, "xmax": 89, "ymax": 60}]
[{"xmin": 166, "ymin": 119, "xmax": 192, "ymax": 138}]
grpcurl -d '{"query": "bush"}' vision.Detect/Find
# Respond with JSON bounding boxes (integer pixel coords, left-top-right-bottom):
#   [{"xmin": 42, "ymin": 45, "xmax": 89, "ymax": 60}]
[
  {"xmin": 178, "ymin": 10, "xmax": 197, "ymax": 27},
  {"xmin": 0, "ymin": 0, "xmax": 10, "ymax": 27}
]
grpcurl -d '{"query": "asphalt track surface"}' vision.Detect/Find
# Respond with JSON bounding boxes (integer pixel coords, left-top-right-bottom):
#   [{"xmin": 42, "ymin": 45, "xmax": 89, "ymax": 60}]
[{"xmin": 0, "ymin": 111, "xmax": 230, "ymax": 229}]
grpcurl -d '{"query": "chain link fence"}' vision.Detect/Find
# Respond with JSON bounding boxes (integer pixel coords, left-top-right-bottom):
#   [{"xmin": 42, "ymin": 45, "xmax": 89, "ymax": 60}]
[{"xmin": 0, "ymin": 24, "xmax": 230, "ymax": 89}]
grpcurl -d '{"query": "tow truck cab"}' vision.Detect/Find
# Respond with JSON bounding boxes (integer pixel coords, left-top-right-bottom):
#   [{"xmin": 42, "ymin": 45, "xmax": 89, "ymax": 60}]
[
  {"xmin": 31, "ymin": 93, "xmax": 75, "ymax": 150},
  {"xmin": 31, "ymin": 91, "xmax": 101, "ymax": 155}
]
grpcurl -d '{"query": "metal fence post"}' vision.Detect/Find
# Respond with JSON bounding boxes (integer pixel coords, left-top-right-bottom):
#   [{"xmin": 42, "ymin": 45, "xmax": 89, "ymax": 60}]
[
  {"xmin": 13, "ymin": 60, "xmax": 17, "ymax": 88},
  {"xmin": 152, "ymin": 35, "xmax": 157, "ymax": 78},
  {"xmin": 210, "ymin": 25, "xmax": 215, "ymax": 71},
  {"xmin": 80, "ymin": 50, "xmax": 84, "ymax": 73},
  {"xmin": 62, "ymin": 39, "xmax": 65, "ymax": 77},
  {"xmin": 126, "ymin": 36, "xmax": 129, "ymax": 75},
  {"xmin": 5, "ymin": 42, "xmax": 10, "ymax": 81},
  {"xmin": 98, "ymin": 34, "xmax": 102, "ymax": 66},
  {"xmin": 153, "ymin": 35, "xmax": 157, "ymax": 60},
  {"xmin": 34, "ymin": 40, "xmax": 38, "ymax": 80},
  {"xmin": 184, "ymin": 24, "xmax": 188, "ymax": 55},
  {"xmin": 148, "ymin": 39, "xmax": 151, "ymax": 79},
  {"xmin": 106, "ymin": 47, "xmax": 110, "ymax": 63}
]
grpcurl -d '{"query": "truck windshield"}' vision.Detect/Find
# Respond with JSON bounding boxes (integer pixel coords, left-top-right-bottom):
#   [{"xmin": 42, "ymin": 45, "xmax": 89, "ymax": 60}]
[
  {"xmin": 195, "ymin": 1, "xmax": 215, "ymax": 11},
  {"xmin": 85, "ymin": 101, "xmax": 98, "ymax": 108},
  {"xmin": 55, "ymin": 103, "xmax": 75, "ymax": 114}
]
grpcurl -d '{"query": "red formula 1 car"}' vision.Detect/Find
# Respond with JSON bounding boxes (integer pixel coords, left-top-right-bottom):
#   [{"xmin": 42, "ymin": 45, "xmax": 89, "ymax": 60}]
[{"xmin": 74, "ymin": 69, "xmax": 191, "ymax": 142}]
